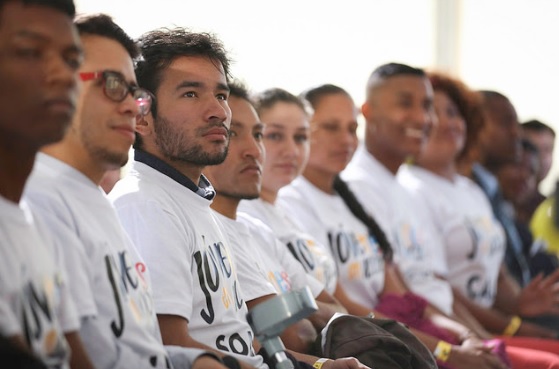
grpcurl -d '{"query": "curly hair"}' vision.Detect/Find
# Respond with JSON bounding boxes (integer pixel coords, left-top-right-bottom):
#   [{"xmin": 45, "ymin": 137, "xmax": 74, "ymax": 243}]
[{"xmin": 427, "ymin": 71, "xmax": 485, "ymax": 161}]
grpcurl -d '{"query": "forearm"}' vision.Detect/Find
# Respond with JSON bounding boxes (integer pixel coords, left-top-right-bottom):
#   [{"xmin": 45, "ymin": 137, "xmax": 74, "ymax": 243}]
[
  {"xmin": 308, "ymin": 290, "xmax": 347, "ymax": 330},
  {"xmin": 452, "ymin": 288, "xmax": 510, "ymax": 335},
  {"xmin": 493, "ymin": 265, "xmax": 521, "ymax": 315}
]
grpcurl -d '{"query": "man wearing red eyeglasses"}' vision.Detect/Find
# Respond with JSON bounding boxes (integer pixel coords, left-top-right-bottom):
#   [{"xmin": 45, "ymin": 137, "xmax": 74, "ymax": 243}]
[
  {"xmin": 0, "ymin": 1, "xmax": 96, "ymax": 368},
  {"xmin": 24, "ymin": 13, "xmax": 228, "ymax": 369}
]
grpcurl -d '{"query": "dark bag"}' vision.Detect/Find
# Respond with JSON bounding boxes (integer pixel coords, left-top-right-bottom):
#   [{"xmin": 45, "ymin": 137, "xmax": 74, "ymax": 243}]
[{"xmin": 314, "ymin": 314, "xmax": 437, "ymax": 369}]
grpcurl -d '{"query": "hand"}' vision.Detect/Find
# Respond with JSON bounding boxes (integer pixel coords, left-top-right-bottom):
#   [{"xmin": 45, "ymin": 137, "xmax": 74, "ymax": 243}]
[
  {"xmin": 322, "ymin": 357, "xmax": 371, "ymax": 369},
  {"xmin": 447, "ymin": 342, "xmax": 507, "ymax": 369},
  {"xmin": 517, "ymin": 269, "xmax": 559, "ymax": 316},
  {"xmin": 516, "ymin": 320, "xmax": 558, "ymax": 339}
]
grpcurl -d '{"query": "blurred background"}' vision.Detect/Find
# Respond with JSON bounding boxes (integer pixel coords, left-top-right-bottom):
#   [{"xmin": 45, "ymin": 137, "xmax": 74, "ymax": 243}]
[{"xmin": 75, "ymin": 0, "xmax": 559, "ymax": 195}]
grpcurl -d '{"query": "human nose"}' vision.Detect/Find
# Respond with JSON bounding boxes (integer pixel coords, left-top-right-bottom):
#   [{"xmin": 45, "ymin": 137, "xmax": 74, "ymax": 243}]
[
  {"xmin": 244, "ymin": 136, "xmax": 264, "ymax": 162},
  {"xmin": 119, "ymin": 93, "xmax": 142, "ymax": 117},
  {"xmin": 206, "ymin": 98, "xmax": 230, "ymax": 126}
]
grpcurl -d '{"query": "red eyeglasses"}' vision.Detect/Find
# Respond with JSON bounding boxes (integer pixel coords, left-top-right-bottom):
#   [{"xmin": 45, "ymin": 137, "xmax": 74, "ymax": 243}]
[{"xmin": 79, "ymin": 70, "xmax": 153, "ymax": 116}]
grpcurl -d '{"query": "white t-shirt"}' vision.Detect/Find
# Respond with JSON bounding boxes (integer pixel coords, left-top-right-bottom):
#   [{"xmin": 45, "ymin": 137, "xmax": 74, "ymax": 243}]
[
  {"xmin": 277, "ymin": 176, "xmax": 385, "ymax": 309},
  {"xmin": 341, "ymin": 146, "xmax": 454, "ymax": 315},
  {"xmin": 398, "ymin": 165, "xmax": 506, "ymax": 308},
  {"xmin": 239, "ymin": 199, "xmax": 338, "ymax": 295},
  {"xmin": 110, "ymin": 160, "xmax": 267, "ymax": 369},
  {"xmin": 25, "ymin": 153, "xmax": 176, "ymax": 369},
  {"xmin": 0, "ymin": 194, "xmax": 76, "ymax": 369},
  {"xmin": 217, "ymin": 211, "xmax": 324, "ymax": 299}
]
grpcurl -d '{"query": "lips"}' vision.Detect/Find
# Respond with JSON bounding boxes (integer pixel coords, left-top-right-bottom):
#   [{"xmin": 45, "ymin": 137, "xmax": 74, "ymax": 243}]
[
  {"xmin": 112, "ymin": 124, "xmax": 136, "ymax": 142},
  {"xmin": 203, "ymin": 127, "xmax": 229, "ymax": 141},
  {"xmin": 241, "ymin": 164, "xmax": 262, "ymax": 175},
  {"xmin": 45, "ymin": 97, "xmax": 75, "ymax": 116}
]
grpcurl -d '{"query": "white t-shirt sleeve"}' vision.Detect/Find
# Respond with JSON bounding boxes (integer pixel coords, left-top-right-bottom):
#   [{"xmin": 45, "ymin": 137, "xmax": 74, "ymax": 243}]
[
  {"xmin": 114, "ymin": 199, "xmax": 194, "ymax": 321},
  {"xmin": 27, "ymin": 194, "xmax": 98, "ymax": 320},
  {"xmin": 0, "ymin": 298, "xmax": 20, "ymax": 337}
]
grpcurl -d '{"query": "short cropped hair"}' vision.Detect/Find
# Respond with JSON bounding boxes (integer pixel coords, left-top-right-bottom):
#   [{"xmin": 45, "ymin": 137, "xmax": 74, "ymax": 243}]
[
  {"xmin": 366, "ymin": 62, "xmax": 426, "ymax": 94},
  {"xmin": 0, "ymin": 0, "xmax": 75, "ymax": 18},
  {"xmin": 522, "ymin": 119, "xmax": 556, "ymax": 137},
  {"xmin": 228, "ymin": 80, "xmax": 251, "ymax": 101},
  {"xmin": 74, "ymin": 14, "xmax": 138, "ymax": 59}
]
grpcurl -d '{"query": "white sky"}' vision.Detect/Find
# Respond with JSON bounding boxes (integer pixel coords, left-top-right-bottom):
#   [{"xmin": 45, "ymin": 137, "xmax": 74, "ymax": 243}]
[{"xmin": 75, "ymin": 0, "xmax": 559, "ymax": 194}]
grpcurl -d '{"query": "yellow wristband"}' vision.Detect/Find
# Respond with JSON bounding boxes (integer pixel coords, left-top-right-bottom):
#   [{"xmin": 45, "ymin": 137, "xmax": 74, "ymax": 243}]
[
  {"xmin": 313, "ymin": 358, "xmax": 329, "ymax": 369},
  {"xmin": 502, "ymin": 315, "xmax": 522, "ymax": 336},
  {"xmin": 433, "ymin": 341, "xmax": 452, "ymax": 362}
]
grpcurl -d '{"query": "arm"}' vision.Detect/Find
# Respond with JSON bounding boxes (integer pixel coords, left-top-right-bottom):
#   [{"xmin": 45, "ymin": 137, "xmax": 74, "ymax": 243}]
[
  {"xmin": 158, "ymin": 315, "xmax": 258, "ymax": 369},
  {"xmin": 310, "ymin": 290, "xmax": 347, "ymax": 329},
  {"xmin": 64, "ymin": 332, "xmax": 95, "ymax": 369}
]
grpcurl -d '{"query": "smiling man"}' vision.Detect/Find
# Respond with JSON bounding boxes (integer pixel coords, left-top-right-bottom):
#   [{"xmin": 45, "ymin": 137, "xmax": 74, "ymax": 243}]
[{"xmin": 341, "ymin": 63, "xmax": 454, "ymax": 315}]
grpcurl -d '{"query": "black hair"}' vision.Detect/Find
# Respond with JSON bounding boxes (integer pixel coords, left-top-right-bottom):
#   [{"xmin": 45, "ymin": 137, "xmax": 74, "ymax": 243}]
[
  {"xmin": 74, "ymin": 14, "xmax": 138, "ymax": 59},
  {"xmin": 133, "ymin": 27, "xmax": 231, "ymax": 149},
  {"xmin": 0, "ymin": 0, "xmax": 75, "ymax": 17},
  {"xmin": 522, "ymin": 119, "xmax": 556, "ymax": 137},
  {"xmin": 366, "ymin": 62, "xmax": 426, "ymax": 97},
  {"xmin": 228, "ymin": 79, "xmax": 251, "ymax": 101},
  {"xmin": 479, "ymin": 90, "xmax": 508, "ymax": 101},
  {"xmin": 370, "ymin": 62, "xmax": 425, "ymax": 79},
  {"xmin": 252, "ymin": 87, "xmax": 307, "ymax": 117},
  {"xmin": 299, "ymin": 83, "xmax": 350, "ymax": 107},
  {"xmin": 333, "ymin": 176, "xmax": 393, "ymax": 262}
]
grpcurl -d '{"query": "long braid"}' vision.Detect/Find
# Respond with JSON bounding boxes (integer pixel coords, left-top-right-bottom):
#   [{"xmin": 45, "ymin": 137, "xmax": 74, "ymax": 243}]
[{"xmin": 334, "ymin": 176, "xmax": 393, "ymax": 262}]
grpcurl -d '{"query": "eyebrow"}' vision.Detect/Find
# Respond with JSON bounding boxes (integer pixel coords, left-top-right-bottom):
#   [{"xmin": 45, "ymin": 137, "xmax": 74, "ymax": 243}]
[
  {"xmin": 175, "ymin": 80, "xmax": 230, "ymax": 93},
  {"xmin": 15, "ymin": 29, "xmax": 83, "ymax": 55}
]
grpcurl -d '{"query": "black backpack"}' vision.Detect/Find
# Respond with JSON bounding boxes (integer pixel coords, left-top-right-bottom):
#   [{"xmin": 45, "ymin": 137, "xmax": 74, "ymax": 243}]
[{"xmin": 314, "ymin": 315, "xmax": 437, "ymax": 369}]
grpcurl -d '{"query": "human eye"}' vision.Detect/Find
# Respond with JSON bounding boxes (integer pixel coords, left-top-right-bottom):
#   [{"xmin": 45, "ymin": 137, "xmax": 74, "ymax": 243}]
[
  {"xmin": 216, "ymin": 92, "xmax": 229, "ymax": 101},
  {"xmin": 320, "ymin": 122, "xmax": 339, "ymax": 132},
  {"xmin": 14, "ymin": 45, "xmax": 42, "ymax": 59},
  {"xmin": 229, "ymin": 130, "xmax": 238, "ymax": 138},
  {"xmin": 254, "ymin": 130, "xmax": 264, "ymax": 141},
  {"xmin": 64, "ymin": 51, "xmax": 83, "ymax": 71},
  {"xmin": 294, "ymin": 133, "xmax": 308, "ymax": 143},
  {"xmin": 182, "ymin": 91, "xmax": 197, "ymax": 98},
  {"xmin": 264, "ymin": 131, "xmax": 283, "ymax": 141}
]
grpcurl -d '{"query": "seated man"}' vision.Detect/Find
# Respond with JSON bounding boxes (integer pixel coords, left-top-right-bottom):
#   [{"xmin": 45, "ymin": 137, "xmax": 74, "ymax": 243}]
[
  {"xmin": 0, "ymin": 1, "xmax": 93, "ymax": 368},
  {"xmin": 24, "ymin": 14, "xmax": 225, "ymax": 369}
]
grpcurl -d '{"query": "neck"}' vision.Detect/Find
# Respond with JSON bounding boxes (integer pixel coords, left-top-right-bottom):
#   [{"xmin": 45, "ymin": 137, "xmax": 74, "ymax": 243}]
[
  {"xmin": 259, "ymin": 186, "xmax": 277, "ymax": 204},
  {"xmin": 143, "ymin": 144, "xmax": 203, "ymax": 185},
  {"xmin": 366, "ymin": 140, "xmax": 403, "ymax": 175},
  {"xmin": 303, "ymin": 165, "xmax": 336, "ymax": 194},
  {"xmin": 0, "ymin": 144, "xmax": 35, "ymax": 203},
  {"xmin": 416, "ymin": 157, "xmax": 456, "ymax": 181},
  {"xmin": 42, "ymin": 142, "xmax": 107, "ymax": 185},
  {"xmin": 210, "ymin": 194, "xmax": 239, "ymax": 220}
]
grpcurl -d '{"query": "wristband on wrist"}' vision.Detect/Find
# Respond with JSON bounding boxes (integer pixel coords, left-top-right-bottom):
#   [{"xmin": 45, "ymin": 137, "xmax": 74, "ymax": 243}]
[
  {"xmin": 313, "ymin": 358, "xmax": 329, "ymax": 369},
  {"xmin": 502, "ymin": 315, "xmax": 522, "ymax": 336},
  {"xmin": 433, "ymin": 341, "xmax": 452, "ymax": 362}
]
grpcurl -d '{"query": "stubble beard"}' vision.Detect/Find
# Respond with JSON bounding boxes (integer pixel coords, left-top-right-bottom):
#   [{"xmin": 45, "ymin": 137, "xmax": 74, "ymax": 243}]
[{"xmin": 154, "ymin": 114, "xmax": 229, "ymax": 166}]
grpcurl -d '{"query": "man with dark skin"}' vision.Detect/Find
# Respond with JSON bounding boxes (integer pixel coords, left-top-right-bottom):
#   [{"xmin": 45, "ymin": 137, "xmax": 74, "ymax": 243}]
[{"xmin": 0, "ymin": 1, "xmax": 93, "ymax": 368}]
